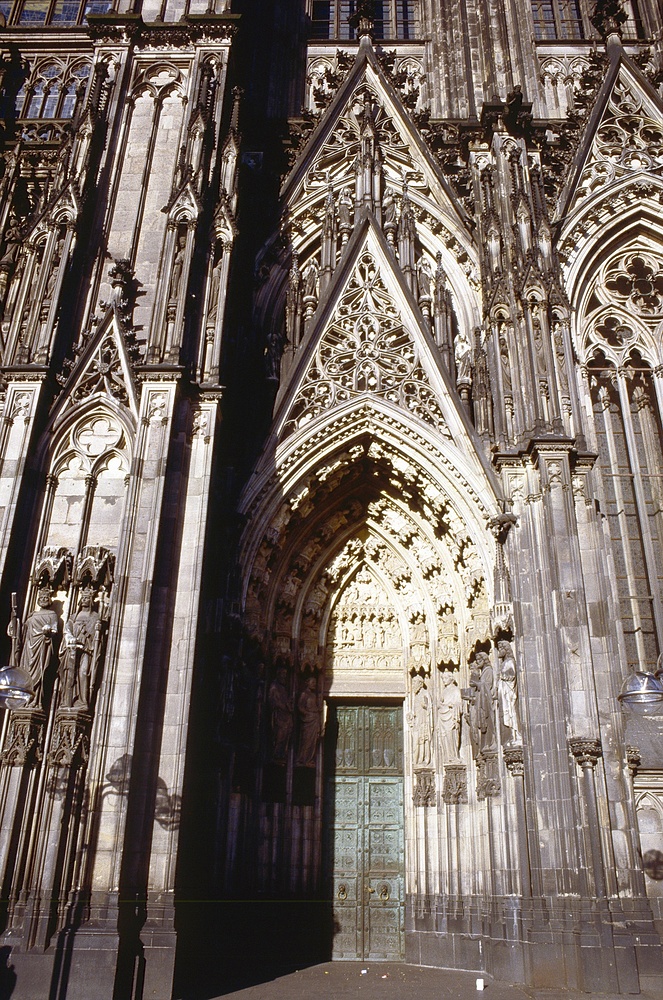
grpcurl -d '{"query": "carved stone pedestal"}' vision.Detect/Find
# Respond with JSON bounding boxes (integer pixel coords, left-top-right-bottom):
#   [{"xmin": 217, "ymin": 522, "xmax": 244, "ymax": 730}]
[
  {"xmin": 0, "ymin": 710, "xmax": 46, "ymax": 767},
  {"xmin": 47, "ymin": 709, "xmax": 91, "ymax": 767}
]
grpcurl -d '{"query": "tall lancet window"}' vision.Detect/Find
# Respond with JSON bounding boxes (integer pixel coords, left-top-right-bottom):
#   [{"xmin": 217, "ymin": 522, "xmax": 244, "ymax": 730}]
[{"xmin": 310, "ymin": 0, "xmax": 419, "ymax": 40}]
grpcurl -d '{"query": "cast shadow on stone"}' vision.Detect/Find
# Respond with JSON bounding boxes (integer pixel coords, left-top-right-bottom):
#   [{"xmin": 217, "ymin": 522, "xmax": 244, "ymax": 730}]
[
  {"xmin": 105, "ymin": 754, "xmax": 180, "ymax": 829},
  {"xmin": 0, "ymin": 947, "xmax": 16, "ymax": 1000}
]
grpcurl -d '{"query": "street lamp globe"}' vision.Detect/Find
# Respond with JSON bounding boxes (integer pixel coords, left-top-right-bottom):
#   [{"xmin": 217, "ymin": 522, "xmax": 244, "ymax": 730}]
[
  {"xmin": 0, "ymin": 665, "xmax": 35, "ymax": 710},
  {"xmin": 618, "ymin": 670, "xmax": 663, "ymax": 714}
]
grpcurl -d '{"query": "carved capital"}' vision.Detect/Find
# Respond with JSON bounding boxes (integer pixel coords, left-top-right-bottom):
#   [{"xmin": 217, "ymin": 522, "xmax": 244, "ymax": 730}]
[
  {"xmin": 442, "ymin": 763, "xmax": 468, "ymax": 804},
  {"xmin": 503, "ymin": 745, "xmax": 524, "ymax": 777},
  {"xmin": 413, "ymin": 768, "xmax": 436, "ymax": 806},
  {"xmin": 625, "ymin": 744, "xmax": 641, "ymax": 777},
  {"xmin": 568, "ymin": 736, "xmax": 602, "ymax": 768}
]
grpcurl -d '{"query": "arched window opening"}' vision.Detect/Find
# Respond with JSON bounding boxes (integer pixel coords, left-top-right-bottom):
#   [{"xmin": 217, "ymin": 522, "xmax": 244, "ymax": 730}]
[
  {"xmin": 531, "ymin": 0, "xmax": 584, "ymax": 40},
  {"xmin": 310, "ymin": 0, "xmax": 419, "ymax": 40}
]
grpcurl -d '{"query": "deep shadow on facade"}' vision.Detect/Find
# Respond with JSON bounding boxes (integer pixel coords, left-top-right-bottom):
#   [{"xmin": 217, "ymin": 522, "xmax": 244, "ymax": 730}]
[{"xmin": 0, "ymin": 1, "xmax": 662, "ymax": 997}]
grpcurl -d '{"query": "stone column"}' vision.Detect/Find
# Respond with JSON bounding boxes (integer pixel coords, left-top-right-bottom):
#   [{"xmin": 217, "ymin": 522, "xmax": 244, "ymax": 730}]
[
  {"xmin": 503, "ymin": 745, "xmax": 531, "ymax": 897},
  {"xmin": 568, "ymin": 736, "xmax": 605, "ymax": 898}
]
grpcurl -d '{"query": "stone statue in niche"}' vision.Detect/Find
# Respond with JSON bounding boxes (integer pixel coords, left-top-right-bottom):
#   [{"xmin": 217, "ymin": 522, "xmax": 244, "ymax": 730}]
[
  {"xmin": 18, "ymin": 588, "xmax": 59, "ymax": 710},
  {"xmin": 438, "ymin": 669, "xmax": 462, "ymax": 763},
  {"xmin": 417, "ymin": 257, "xmax": 433, "ymax": 302},
  {"xmin": 44, "ymin": 235, "xmax": 65, "ymax": 303},
  {"xmin": 338, "ymin": 188, "xmax": 353, "ymax": 231},
  {"xmin": 168, "ymin": 232, "xmax": 187, "ymax": 303},
  {"xmin": 58, "ymin": 588, "xmax": 104, "ymax": 712},
  {"xmin": 295, "ymin": 676, "xmax": 321, "ymax": 767},
  {"xmin": 407, "ymin": 675, "xmax": 433, "ymax": 767},
  {"xmin": 382, "ymin": 189, "xmax": 396, "ymax": 229},
  {"xmin": 454, "ymin": 328, "xmax": 472, "ymax": 384},
  {"xmin": 206, "ymin": 248, "xmax": 223, "ymax": 332},
  {"xmin": 497, "ymin": 639, "xmax": 521, "ymax": 745},
  {"xmin": 268, "ymin": 665, "xmax": 294, "ymax": 764},
  {"xmin": 302, "ymin": 260, "xmax": 319, "ymax": 302}
]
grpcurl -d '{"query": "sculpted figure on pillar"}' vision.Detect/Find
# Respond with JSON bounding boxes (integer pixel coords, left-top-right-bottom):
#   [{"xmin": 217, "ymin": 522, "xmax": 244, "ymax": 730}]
[
  {"xmin": 295, "ymin": 676, "xmax": 321, "ymax": 767},
  {"xmin": 269, "ymin": 665, "xmax": 294, "ymax": 764},
  {"xmin": 18, "ymin": 588, "xmax": 59, "ymax": 710},
  {"xmin": 438, "ymin": 669, "xmax": 462, "ymax": 763},
  {"xmin": 58, "ymin": 587, "xmax": 102, "ymax": 711},
  {"xmin": 454, "ymin": 328, "xmax": 473, "ymax": 385},
  {"xmin": 168, "ymin": 233, "xmax": 187, "ymax": 303},
  {"xmin": 464, "ymin": 651, "xmax": 496, "ymax": 756},
  {"xmin": 497, "ymin": 639, "xmax": 522, "ymax": 745},
  {"xmin": 407, "ymin": 675, "xmax": 433, "ymax": 767},
  {"xmin": 338, "ymin": 188, "xmax": 353, "ymax": 232}
]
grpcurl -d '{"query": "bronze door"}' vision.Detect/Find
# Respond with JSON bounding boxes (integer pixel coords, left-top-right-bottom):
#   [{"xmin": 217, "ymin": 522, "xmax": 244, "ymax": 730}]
[{"xmin": 326, "ymin": 704, "xmax": 405, "ymax": 961}]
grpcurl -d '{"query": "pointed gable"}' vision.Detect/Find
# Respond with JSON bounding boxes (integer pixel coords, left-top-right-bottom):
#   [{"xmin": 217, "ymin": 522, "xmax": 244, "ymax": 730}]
[
  {"xmin": 281, "ymin": 37, "xmax": 470, "ymax": 232},
  {"xmin": 51, "ymin": 308, "xmax": 139, "ymax": 427},
  {"xmin": 561, "ymin": 54, "xmax": 663, "ymax": 217},
  {"xmin": 273, "ymin": 214, "xmax": 477, "ymax": 455}
]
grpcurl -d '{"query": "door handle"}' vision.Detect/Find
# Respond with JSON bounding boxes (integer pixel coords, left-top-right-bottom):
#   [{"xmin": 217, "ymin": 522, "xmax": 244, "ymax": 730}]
[{"xmin": 366, "ymin": 885, "xmax": 375, "ymax": 894}]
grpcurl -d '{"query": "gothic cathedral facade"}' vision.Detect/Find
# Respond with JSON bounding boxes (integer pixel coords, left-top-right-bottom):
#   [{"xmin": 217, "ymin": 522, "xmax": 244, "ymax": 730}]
[{"xmin": 0, "ymin": 1, "xmax": 662, "ymax": 998}]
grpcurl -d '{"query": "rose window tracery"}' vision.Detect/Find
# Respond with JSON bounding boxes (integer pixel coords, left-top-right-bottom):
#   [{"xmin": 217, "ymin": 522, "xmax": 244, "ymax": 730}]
[
  {"xmin": 578, "ymin": 248, "xmax": 663, "ymax": 365},
  {"xmin": 603, "ymin": 254, "xmax": 663, "ymax": 317},
  {"xmin": 285, "ymin": 249, "xmax": 448, "ymax": 435}
]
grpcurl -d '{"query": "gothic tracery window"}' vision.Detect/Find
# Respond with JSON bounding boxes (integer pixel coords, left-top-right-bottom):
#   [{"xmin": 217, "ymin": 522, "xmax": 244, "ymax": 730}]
[
  {"xmin": 16, "ymin": 60, "xmax": 91, "ymax": 121},
  {"xmin": 578, "ymin": 244, "xmax": 663, "ymax": 672},
  {"xmin": 0, "ymin": 0, "xmax": 111, "ymax": 26},
  {"xmin": 531, "ymin": 0, "xmax": 584, "ymax": 39},
  {"xmin": 310, "ymin": 0, "xmax": 419, "ymax": 40}
]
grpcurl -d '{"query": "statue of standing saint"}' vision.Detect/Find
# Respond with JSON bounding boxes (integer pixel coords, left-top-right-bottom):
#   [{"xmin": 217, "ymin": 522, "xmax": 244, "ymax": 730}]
[
  {"xmin": 18, "ymin": 588, "xmax": 59, "ymax": 710},
  {"xmin": 438, "ymin": 669, "xmax": 462, "ymax": 763},
  {"xmin": 295, "ymin": 676, "xmax": 321, "ymax": 767},
  {"xmin": 268, "ymin": 666, "xmax": 294, "ymax": 764},
  {"xmin": 58, "ymin": 588, "xmax": 102, "ymax": 711},
  {"xmin": 497, "ymin": 639, "xmax": 521, "ymax": 745},
  {"xmin": 407, "ymin": 676, "xmax": 433, "ymax": 767}
]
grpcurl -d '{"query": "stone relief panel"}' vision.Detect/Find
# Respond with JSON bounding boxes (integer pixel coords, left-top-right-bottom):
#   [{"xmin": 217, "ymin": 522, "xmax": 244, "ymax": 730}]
[{"xmin": 326, "ymin": 564, "xmax": 404, "ymax": 696}]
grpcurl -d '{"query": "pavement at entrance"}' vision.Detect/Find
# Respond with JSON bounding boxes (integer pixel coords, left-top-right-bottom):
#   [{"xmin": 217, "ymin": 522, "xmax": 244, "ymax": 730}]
[{"xmin": 212, "ymin": 963, "xmax": 663, "ymax": 1000}]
